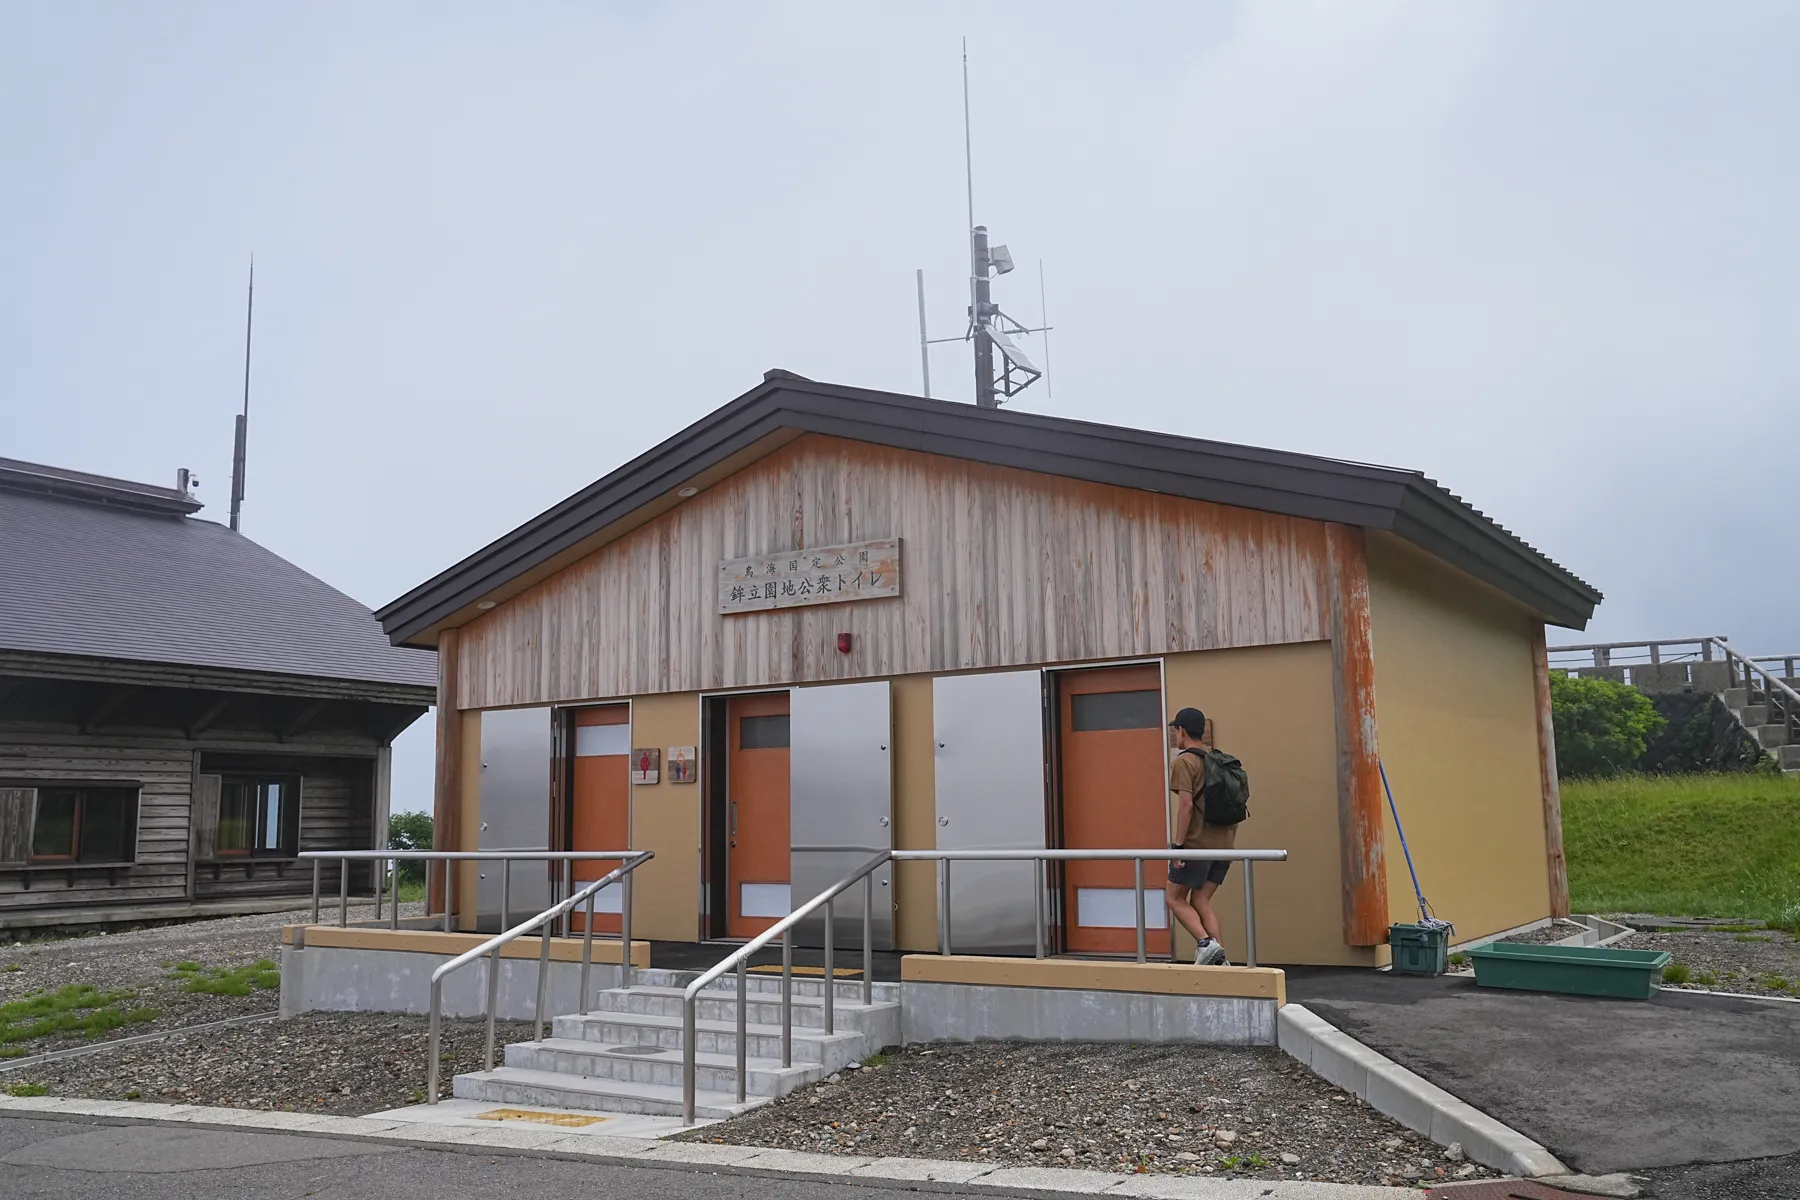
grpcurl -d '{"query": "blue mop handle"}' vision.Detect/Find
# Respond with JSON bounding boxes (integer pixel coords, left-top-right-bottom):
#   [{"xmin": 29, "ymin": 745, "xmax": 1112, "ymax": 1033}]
[{"xmin": 1378, "ymin": 758, "xmax": 1429, "ymax": 924}]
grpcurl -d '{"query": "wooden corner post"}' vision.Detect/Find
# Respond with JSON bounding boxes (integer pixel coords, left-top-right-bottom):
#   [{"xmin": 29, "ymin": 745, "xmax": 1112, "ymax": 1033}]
[
  {"xmin": 430, "ymin": 626, "xmax": 462, "ymax": 917},
  {"xmin": 1531, "ymin": 622, "xmax": 1571, "ymax": 917},
  {"xmin": 1325, "ymin": 525, "xmax": 1389, "ymax": 947}
]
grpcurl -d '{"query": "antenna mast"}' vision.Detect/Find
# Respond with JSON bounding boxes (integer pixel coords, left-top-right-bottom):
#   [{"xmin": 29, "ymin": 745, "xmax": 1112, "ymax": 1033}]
[
  {"xmin": 917, "ymin": 42, "xmax": 1050, "ymax": 408},
  {"xmin": 229, "ymin": 258, "xmax": 253, "ymax": 532}
]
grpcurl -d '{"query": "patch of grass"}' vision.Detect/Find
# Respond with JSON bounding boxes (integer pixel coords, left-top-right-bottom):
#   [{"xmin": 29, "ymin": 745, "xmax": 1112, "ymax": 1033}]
[
  {"xmin": 0, "ymin": 1047, "xmax": 27, "ymax": 1059},
  {"xmin": 2, "ymin": 963, "xmax": 21, "ymax": 973},
  {"xmin": 3, "ymin": 1083, "xmax": 47, "ymax": 1097},
  {"xmin": 1695, "ymin": 970, "xmax": 1719, "ymax": 987},
  {"xmin": 1447, "ymin": 951, "xmax": 1470, "ymax": 967},
  {"xmin": 1563, "ymin": 773, "xmax": 1800, "ymax": 930},
  {"xmin": 1662, "ymin": 963, "xmax": 1691, "ymax": 985},
  {"xmin": 171, "ymin": 960, "xmax": 280, "ymax": 996},
  {"xmin": 1763, "ymin": 976, "xmax": 1790, "ymax": 991},
  {"xmin": 394, "ymin": 880, "xmax": 426, "ymax": 904},
  {"xmin": 862, "ymin": 1053, "xmax": 892, "ymax": 1069},
  {"xmin": 0, "ymin": 984, "xmax": 141, "ymax": 1045},
  {"xmin": 1734, "ymin": 933, "xmax": 1773, "ymax": 943},
  {"xmin": 123, "ymin": 1089, "xmax": 140, "ymax": 1100}
]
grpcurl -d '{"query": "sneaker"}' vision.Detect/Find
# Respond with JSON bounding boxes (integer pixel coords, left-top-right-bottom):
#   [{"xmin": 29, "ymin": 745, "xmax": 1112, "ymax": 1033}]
[{"xmin": 1194, "ymin": 939, "xmax": 1228, "ymax": 967}]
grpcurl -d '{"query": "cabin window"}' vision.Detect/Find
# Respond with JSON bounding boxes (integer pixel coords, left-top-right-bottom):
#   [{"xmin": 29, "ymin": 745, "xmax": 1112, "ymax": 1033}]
[
  {"xmin": 27, "ymin": 786, "xmax": 139, "ymax": 864},
  {"xmin": 217, "ymin": 775, "xmax": 300, "ymax": 857}
]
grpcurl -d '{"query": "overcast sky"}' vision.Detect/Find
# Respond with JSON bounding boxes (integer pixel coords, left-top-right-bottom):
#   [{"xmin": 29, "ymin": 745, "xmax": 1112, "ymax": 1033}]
[{"xmin": 4, "ymin": 2, "xmax": 1795, "ymax": 809}]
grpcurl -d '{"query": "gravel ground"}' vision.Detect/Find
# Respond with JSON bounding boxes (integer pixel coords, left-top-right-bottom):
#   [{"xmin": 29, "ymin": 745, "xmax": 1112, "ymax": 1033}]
[
  {"xmin": 685, "ymin": 1041, "xmax": 1498, "ymax": 1188},
  {"xmin": 1487, "ymin": 919, "xmax": 1590, "ymax": 946},
  {"xmin": 4, "ymin": 1010, "xmax": 528, "ymax": 1113},
  {"xmin": 0, "ymin": 902, "xmax": 424, "ymax": 1057},
  {"xmin": 1616, "ymin": 927, "xmax": 1800, "ymax": 999}
]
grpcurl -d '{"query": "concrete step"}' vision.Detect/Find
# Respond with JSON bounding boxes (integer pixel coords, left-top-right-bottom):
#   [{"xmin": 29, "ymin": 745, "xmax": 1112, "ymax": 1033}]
[
  {"xmin": 551, "ymin": 1008, "xmax": 872, "ymax": 1071},
  {"xmin": 452, "ymin": 1065, "xmax": 758, "ymax": 1119},
  {"xmin": 1779, "ymin": 745, "xmax": 1800, "ymax": 772},
  {"xmin": 1723, "ymin": 687, "xmax": 1752, "ymax": 709},
  {"xmin": 590, "ymin": 984, "xmax": 898, "ymax": 1032},
  {"xmin": 1737, "ymin": 704, "xmax": 1770, "ymax": 727},
  {"xmin": 1755, "ymin": 723, "xmax": 1790, "ymax": 748},
  {"xmin": 636, "ymin": 966, "xmax": 901, "ymax": 1004},
  {"xmin": 503, "ymin": 1036, "xmax": 824, "ymax": 1096}
]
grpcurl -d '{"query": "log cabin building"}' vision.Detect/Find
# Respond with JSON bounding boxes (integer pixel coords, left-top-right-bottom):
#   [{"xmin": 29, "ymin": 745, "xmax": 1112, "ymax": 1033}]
[
  {"xmin": 377, "ymin": 372, "xmax": 1601, "ymax": 967},
  {"xmin": 0, "ymin": 457, "xmax": 435, "ymax": 934}
]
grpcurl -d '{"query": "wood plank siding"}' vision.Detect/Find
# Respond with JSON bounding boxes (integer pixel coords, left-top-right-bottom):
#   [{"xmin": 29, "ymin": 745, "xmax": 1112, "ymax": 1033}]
[
  {"xmin": 457, "ymin": 436, "xmax": 1334, "ymax": 708},
  {"xmin": 0, "ymin": 728, "xmax": 380, "ymax": 918}
]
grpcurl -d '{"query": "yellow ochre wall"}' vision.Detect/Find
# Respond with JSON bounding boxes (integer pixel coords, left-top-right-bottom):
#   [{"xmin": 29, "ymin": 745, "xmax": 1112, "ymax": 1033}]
[
  {"xmin": 1164, "ymin": 642, "xmax": 1375, "ymax": 967},
  {"xmin": 891, "ymin": 674, "xmax": 938, "ymax": 952},
  {"xmin": 626, "ymin": 692, "xmax": 703, "ymax": 942},
  {"xmin": 1365, "ymin": 534, "xmax": 1551, "ymax": 942}
]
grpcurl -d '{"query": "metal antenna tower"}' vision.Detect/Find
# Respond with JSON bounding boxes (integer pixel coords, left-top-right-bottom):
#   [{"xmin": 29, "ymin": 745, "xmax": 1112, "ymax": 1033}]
[
  {"xmin": 228, "ymin": 257, "xmax": 254, "ymax": 532},
  {"xmin": 915, "ymin": 40, "xmax": 1052, "ymax": 407}
]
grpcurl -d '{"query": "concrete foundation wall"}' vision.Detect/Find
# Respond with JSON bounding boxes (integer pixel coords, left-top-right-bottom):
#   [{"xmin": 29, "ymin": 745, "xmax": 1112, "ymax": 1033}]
[
  {"xmin": 900, "ymin": 980, "xmax": 1277, "ymax": 1045},
  {"xmin": 281, "ymin": 944, "xmax": 629, "ymax": 1020}
]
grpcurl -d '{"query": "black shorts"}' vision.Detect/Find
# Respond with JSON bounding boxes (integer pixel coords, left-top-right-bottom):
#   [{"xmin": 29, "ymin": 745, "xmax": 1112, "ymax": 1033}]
[{"xmin": 1168, "ymin": 858, "xmax": 1229, "ymax": 890}]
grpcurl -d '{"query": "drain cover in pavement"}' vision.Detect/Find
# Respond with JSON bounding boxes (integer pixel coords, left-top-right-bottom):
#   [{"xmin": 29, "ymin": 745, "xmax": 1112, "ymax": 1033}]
[
  {"xmin": 605, "ymin": 1044, "xmax": 665, "ymax": 1056},
  {"xmin": 1426, "ymin": 1183, "xmax": 1587, "ymax": 1199}
]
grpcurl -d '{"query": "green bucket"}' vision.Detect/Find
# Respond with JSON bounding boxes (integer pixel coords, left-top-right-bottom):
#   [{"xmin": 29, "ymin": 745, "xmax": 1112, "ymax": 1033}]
[
  {"xmin": 1388, "ymin": 923, "xmax": 1449, "ymax": 976},
  {"xmin": 1467, "ymin": 942, "xmax": 1672, "ymax": 1000}
]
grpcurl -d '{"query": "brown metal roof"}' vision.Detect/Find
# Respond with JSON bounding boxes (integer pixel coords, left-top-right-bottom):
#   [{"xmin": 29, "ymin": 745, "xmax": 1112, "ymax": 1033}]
[{"xmin": 376, "ymin": 373, "xmax": 1602, "ymax": 645}]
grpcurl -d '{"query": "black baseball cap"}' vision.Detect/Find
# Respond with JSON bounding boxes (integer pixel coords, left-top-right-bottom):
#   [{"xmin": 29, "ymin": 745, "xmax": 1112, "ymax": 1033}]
[{"xmin": 1168, "ymin": 707, "xmax": 1207, "ymax": 738}]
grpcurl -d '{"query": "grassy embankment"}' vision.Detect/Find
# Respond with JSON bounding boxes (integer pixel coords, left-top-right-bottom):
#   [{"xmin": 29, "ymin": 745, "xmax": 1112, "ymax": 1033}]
[{"xmin": 1563, "ymin": 771, "xmax": 1800, "ymax": 931}]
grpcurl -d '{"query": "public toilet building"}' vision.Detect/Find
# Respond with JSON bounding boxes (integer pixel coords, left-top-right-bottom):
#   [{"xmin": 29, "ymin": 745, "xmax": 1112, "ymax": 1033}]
[{"xmin": 376, "ymin": 372, "xmax": 1600, "ymax": 969}]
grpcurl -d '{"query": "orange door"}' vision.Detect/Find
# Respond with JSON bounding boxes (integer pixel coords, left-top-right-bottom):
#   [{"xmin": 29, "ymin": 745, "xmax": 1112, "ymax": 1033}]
[
  {"xmin": 570, "ymin": 705, "xmax": 630, "ymax": 934},
  {"xmin": 1059, "ymin": 666, "xmax": 1170, "ymax": 956},
  {"xmin": 726, "ymin": 691, "xmax": 791, "ymax": 938}
]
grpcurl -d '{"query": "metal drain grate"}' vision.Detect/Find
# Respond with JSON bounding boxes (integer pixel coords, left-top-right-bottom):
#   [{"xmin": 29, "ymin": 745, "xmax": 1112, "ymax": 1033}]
[
  {"xmin": 605, "ymin": 1044, "xmax": 665, "ymax": 1056},
  {"xmin": 1425, "ymin": 1181, "xmax": 1589, "ymax": 1199}
]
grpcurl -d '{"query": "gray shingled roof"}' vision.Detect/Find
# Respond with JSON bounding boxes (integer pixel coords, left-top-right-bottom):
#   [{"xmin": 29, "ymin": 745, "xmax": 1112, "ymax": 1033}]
[{"xmin": 0, "ymin": 484, "xmax": 437, "ymax": 690}]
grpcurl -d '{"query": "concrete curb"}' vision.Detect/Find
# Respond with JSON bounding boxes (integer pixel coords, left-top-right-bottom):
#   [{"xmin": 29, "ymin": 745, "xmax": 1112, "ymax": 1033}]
[
  {"xmin": 0, "ymin": 1093, "xmax": 1415, "ymax": 1198},
  {"xmin": 1276, "ymin": 1004, "xmax": 1567, "ymax": 1179}
]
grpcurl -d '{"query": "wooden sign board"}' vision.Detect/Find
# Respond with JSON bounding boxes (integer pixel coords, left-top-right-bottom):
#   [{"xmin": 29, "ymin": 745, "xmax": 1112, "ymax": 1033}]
[
  {"xmin": 718, "ymin": 538, "xmax": 901, "ymax": 615},
  {"xmin": 667, "ymin": 746, "xmax": 697, "ymax": 784},
  {"xmin": 630, "ymin": 748, "xmax": 660, "ymax": 785}
]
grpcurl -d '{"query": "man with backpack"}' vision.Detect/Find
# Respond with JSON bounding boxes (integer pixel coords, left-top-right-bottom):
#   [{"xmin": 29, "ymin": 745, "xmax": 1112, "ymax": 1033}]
[{"xmin": 1165, "ymin": 707, "xmax": 1249, "ymax": 966}]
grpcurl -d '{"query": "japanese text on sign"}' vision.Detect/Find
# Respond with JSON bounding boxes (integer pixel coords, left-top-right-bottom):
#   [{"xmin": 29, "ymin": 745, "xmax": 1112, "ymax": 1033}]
[{"xmin": 717, "ymin": 538, "xmax": 902, "ymax": 615}]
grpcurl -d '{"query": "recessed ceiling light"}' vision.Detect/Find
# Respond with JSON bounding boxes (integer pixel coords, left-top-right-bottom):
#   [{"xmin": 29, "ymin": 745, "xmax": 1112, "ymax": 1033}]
[
  {"xmin": 677, "ymin": 486, "xmax": 699, "ymax": 498},
  {"xmin": 475, "ymin": 600, "xmax": 496, "ymax": 610}
]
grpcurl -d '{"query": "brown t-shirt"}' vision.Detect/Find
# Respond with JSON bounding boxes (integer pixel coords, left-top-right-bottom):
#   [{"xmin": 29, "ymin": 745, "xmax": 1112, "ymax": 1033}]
[{"xmin": 1170, "ymin": 749, "xmax": 1238, "ymax": 850}]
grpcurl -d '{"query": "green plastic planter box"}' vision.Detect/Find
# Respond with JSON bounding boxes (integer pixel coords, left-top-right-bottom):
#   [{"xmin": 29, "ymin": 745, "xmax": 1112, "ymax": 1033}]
[
  {"xmin": 1467, "ymin": 941, "xmax": 1672, "ymax": 1000},
  {"xmin": 1388, "ymin": 923, "xmax": 1449, "ymax": 976}
]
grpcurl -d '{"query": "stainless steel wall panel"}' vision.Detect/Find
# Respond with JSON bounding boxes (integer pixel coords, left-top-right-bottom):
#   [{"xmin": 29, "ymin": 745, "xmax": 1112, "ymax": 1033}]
[
  {"xmin": 789, "ymin": 681, "xmax": 893, "ymax": 950},
  {"xmin": 476, "ymin": 706, "xmax": 553, "ymax": 929},
  {"xmin": 932, "ymin": 670, "xmax": 1047, "ymax": 955}
]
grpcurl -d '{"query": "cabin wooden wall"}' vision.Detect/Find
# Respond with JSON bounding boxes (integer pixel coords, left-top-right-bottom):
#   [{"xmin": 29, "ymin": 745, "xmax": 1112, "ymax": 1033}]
[
  {"xmin": 457, "ymin": 436, "xmax": 1333, "ymax": 708},
  {"xmin": 0, "ymin": 725, "xmax": 380, "ymax": 919},
  {"xmin": 0, "ymin": 737, "xmax": 192, "ymax": 914}
]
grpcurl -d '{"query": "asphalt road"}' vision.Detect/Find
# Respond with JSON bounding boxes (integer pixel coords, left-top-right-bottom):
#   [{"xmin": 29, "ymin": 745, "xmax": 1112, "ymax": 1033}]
[
  {"xmin": 0, "ymin": 1113, "xmax": 943, "ymax": 1200},
  {"xmin": 1286, "ymin": 970, "xmax": 1800, "ymax": 1176}
]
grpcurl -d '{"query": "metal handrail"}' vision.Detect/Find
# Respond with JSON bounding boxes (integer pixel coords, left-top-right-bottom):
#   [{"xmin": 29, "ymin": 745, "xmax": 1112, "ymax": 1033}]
[
  {"xmin": 677, "ymin": 845, "xmax": 1288, "ymax": 1123},
  {"xmin": 423, "ymin": 850, "xmax": 652, "ymax": 1104},
  {"xmin": 1706, "ymin": 638, "xmax": 1800, "ymax": 761},
  {"xmin": 679, "ymin": 851, "xmax": 889, "ymax": 1124},
  {"xmin": 300, "ymin": 850, "xmax": 639, "ymax": 935}
]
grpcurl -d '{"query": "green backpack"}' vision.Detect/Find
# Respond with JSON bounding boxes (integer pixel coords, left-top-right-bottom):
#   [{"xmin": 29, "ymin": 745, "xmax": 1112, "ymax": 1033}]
[{"xmin": 1182, "ymin": 747, "xmax": 1250, "ymax": 826}]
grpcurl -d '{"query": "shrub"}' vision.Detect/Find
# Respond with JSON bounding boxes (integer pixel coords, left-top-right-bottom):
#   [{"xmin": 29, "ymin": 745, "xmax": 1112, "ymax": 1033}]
[
  {"xmin": 388, "ymin": 811, "xmax": 435, "ymax": 885},
  {"xmin": 1661, "ymin": 962, "xmax": 1691, "ymax": 985},
  {"xmin": 1551, "ymin": 674, "xmax": 1667, "ymax": 778}
]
